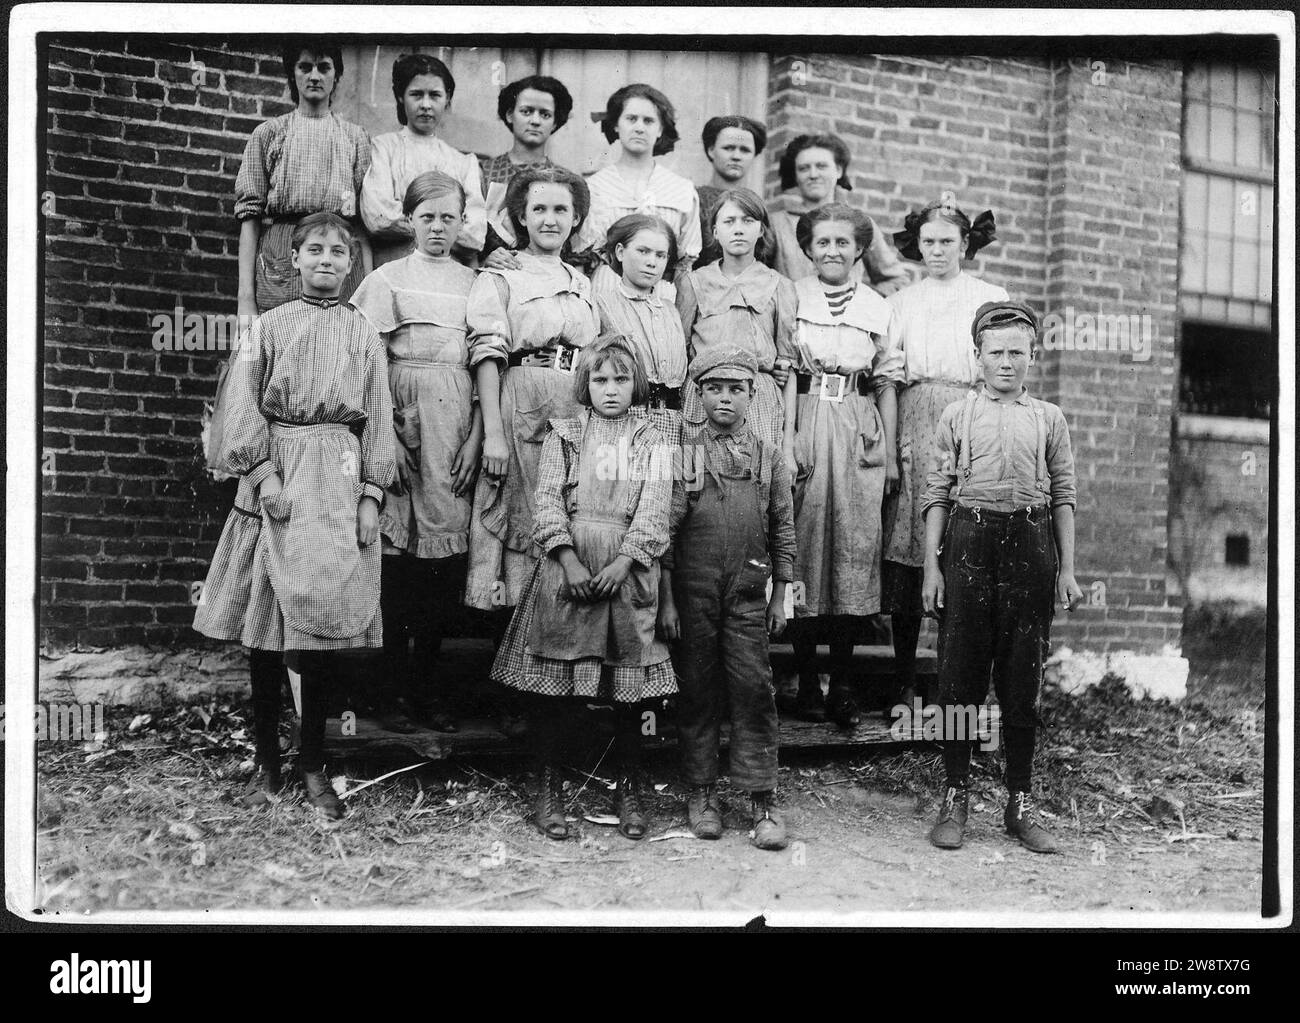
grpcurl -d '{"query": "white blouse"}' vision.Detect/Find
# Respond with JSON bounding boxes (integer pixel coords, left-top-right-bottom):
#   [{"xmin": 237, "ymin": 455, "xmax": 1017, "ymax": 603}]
[
  {"xmin": 576, "ymin": 162, "xmax": 702, "ymax": 274},
  {"xmin": 887, "ymin": 272, "xmax": 1009, "ymax": 385}
]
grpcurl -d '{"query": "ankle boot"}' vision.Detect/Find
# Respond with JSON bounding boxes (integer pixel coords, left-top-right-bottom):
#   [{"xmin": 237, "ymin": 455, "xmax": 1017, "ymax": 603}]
[
  {"xmin": 533, "ymin": 764, "xmax": 568, "ymax": 840},
  {"xmin": 615, "ymin": 773, "xmax": 648, "ymax": 840},
  {"xmin": 929, "ymin": 785, "xmax": 968, "ymax": 849},
  {"xmin": 687, "ymin": 784, "xmax": 723, "ymax": 839},
  {"xmin": 301, "ymin": 768, "xmax": 343, "ymax": 820},
  {"xmin": 750, "ymin": 791, "xmax": 787, "ymax": 850},
  {"xmin": 1004, "ymin": 790, "xmax": 1058, "ymax": 853}
]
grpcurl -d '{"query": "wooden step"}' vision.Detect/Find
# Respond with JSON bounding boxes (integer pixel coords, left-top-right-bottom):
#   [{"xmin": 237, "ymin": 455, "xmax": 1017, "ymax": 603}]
[{"xmin": 323, "ymin": 708, "xmax": 915, "ymax": 762}]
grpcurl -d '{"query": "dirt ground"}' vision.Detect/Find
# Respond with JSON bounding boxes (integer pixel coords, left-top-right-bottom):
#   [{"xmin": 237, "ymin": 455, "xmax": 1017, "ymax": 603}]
[{"xmin": 33, "ymin": 667, "xmax": 1267, "ymax": 922}]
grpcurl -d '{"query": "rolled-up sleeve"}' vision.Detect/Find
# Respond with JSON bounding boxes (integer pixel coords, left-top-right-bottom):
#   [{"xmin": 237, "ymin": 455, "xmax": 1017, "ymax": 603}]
[
  {"xmin": 773, "ymin": 277, "xmax": 798, "ymax": 362},
  {"xmin": 233, "ymin": 123, "xmax": 272, "ymax": 222},
  {"xmin": 675, "ymin": 190, "xmax": 702, "ymax": 275},
  {"xmin": 863, "ymin": 216, "xmax": 916, "ymax": 295},
  {"xmin": 466, "ymin": 273, "xmax": 512, "ymax": 367},
  {"xmin": 455, "ymin": 151, "xmax": 488, "ymax": 253},
  {"xmin": 920, "ymin": 404, "xmax": 961, "ymax": 518},
  {"xmin": 1047, "ymin": 406, "xmax": 1077, "ymax": 509},
  {"xmin": 532, "ymin": 432, "xmax": 574, "ymax": 554},
  {"xmin": 872, "ymin": 306, "xmax": 905, "ymax": 392}
]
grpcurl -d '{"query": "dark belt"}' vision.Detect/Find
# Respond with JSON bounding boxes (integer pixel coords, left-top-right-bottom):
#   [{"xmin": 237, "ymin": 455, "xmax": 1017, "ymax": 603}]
[
  {"xmin": 951, "ymin": 503, "xmax": 1052, "ymax": 525},
  {"xmin": 795, "ymin": 371, "xmax": 871, "ymax": 400},
  {"xmin": 645, "ymin": 384, "xmax": 681, "ymax": 410},
  {"xmin": 506, "ymin": 344, "xmax": 578, "ymax": 374}
]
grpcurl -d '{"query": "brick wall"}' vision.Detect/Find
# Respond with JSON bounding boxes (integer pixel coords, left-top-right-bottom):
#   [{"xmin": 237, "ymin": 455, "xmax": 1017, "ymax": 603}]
[
  {"xmin": 42, "ymin": 40, "xmax": 285, "ymax": 648},
  {"xmin": 1038, "ymin": 59, "xmax": 1184, "ymax": 652},
  {"xmin": 764, "ymin": 54, "xmax": 1185, "ymax": 653}
]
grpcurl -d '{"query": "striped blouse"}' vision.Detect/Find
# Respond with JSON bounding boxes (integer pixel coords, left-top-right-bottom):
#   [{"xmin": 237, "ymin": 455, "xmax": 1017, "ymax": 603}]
[{"xmin": 234, "ymin": 111, "xmax": 371, "ymax": 221}]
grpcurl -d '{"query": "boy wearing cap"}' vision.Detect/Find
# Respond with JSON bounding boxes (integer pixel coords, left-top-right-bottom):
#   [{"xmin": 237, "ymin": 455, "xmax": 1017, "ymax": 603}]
[
  {"xmin": 921, "ymin": 301, "xmax": 1083, "ymax": 853},
  {"xmin": 658, "ymin": 345, "xmax": 797, "ymax": 850}
]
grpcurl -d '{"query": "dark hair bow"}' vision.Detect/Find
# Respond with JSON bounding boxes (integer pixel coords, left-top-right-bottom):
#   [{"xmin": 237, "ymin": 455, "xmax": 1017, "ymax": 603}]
[{"xmin": 964, "ymin": 210, "xmax": 997, "ymax": 258}]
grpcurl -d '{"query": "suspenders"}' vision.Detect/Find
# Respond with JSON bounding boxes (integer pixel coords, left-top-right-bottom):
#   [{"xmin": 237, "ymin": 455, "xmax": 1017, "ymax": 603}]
[{"xmin": 952, "ymin": 391, "xmax": 1051, "ymax": 506}]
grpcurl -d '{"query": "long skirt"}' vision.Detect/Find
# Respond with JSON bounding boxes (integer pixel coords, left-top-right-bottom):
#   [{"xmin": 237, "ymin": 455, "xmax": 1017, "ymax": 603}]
[
  {"xmin": 791, "ymin": 389, "xmax": 887, "ymax": 618},
  {"xmin": 464, "ymin": 364, "xmax": 581, "ymax": 610},
  {"xmin": 382, "ymin": 360, "xmax": 474, "ymax": 558},
  {"xmin": 881, "ymin": 381, "xmax": 972, "ymax": 568}
]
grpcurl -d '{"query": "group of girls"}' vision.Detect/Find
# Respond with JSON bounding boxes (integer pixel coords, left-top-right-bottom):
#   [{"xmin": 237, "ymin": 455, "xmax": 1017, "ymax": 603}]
[{"xmin": 196, "ymin": 37, "xmax": 1011, "ymax": 835}]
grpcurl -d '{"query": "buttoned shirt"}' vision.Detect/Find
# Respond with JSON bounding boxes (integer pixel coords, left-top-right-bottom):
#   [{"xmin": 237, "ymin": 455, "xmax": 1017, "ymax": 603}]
[{"xmin": 921, "ymin": 386, "xmax": 1076, "ymax": 516}]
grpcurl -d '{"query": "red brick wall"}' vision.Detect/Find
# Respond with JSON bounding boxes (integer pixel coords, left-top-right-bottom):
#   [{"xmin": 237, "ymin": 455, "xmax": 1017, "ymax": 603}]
[{"xmin": 42, "ymin": 40, "xmax": 286, "ymax": 647}]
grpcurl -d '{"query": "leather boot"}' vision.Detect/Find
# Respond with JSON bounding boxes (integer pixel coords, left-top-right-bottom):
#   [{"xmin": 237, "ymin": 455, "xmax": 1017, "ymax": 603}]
[
  {"xmin": 615, "ymin": 773, "xmax": 648, "ymax": 840},
  {"xmin": 750, "ymin": 791, "xmax": 788, "ymax": 850},
  {"xmin": 533, "ymin": 764, "xmax": 568, "ymax": 840},
  {"xmin": 237, "ymin": 766, "xmax": 282, "ymax": 809},
  {"xmin": 687, "ymin": 784, "xmax": 723, "ymax": 839},
  {"xmin": 301, "ymin": 768, "xmax": 343, "ymax": 820},
  {"xmin": 929, "ymin": 785, "xmax": 968, "ymax": 849},
  {"xmin": 1004, "ymin": 790, "xmax": 1059, "ymax": 853}
]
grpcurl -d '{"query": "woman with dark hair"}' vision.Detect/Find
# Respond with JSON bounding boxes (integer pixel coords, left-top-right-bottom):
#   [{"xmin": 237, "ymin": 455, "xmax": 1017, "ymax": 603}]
[
  {"xmin": 361, "ymin": 52, "xmax": 487, "ymax": 267},
  {"xmin": 235, "ymin": 38, "xmax": 372, "ymax": 316},
  {"xmin": 880, "ymin": 197, "xmax": 1005, "ymax": 716},
  {"xmin": 696, "ymin": 114, "xmax": 767, "ymax": 264},
  {"xmin": 575, "ymin": 83, "xmax": 701, "ymax": 283},
  {"xmin": 479, "ymin": 74, "xmax": 575, "ymax": 265},
  {"xmin": 767, "ymin": 133, "xmax": 914, "ymax": 296}
]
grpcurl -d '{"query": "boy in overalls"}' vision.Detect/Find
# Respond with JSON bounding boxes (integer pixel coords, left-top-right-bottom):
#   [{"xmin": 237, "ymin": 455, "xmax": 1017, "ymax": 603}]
[
  {"xmin": 658, "ymin": 346, "xmax": 797, "ymax": 850},
  {"xmin": 921, "ymin": 301, "xmax": 1083, "ymax": 853}
]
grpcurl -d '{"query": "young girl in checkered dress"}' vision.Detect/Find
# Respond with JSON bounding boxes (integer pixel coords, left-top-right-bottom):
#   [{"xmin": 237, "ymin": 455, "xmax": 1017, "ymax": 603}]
[
  {"xmin": 199, "ymin": 212, "xmax": 395, "ymax": 820},
  {"xmin": 491, "ymin": 334, "xmax": 675, "ymax": 842}
]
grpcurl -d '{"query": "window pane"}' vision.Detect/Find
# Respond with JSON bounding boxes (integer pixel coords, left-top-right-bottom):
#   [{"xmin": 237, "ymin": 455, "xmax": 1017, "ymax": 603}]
[
  {"xmin": 1206, "ymin": 176, "xmax": 1234, "ymax": 235},
  {"xmin": 1204, "ymin": 236, "xmax": 1232, "ymax": 294},
  {"xmin": 1183, "ymin": 171, "xmax": 1208, "ymax": 232},
  {"xmin": 1231, "ymin": 241, "xmax": 1258, "ymax": 298},
  {"xmin": 1208, "ymin": 63, "xmax": 1236, "ymax": 105},
  {"xmin": 1234, "ymin": 180, "xmax": 1262, "ymax": 234},
  {"xmin": 1184, "ymin": 99, "xmax": 1209, "ymax": 160},
  {"xmin": 1185, "ymin": 60, "xmax": 1209, "ymax": 99},
  {"xmin": 1209, "ymin": 103, "xmax": 1235, "ymax": 163},
  {"xmin": 1236, "ymin": 68, "xmax": 1262, "ymax": 111},
  {"xmin": 1235, "ymin": 110, "xmax": 1261, "ymax": 168},
  {"xmin": 1181, "ymin": 231, "xmax": 1206, "ymax": 292},
  {"xmin": 1260, "ymin": 185, "xmax": 1275, "ymax": 241}
]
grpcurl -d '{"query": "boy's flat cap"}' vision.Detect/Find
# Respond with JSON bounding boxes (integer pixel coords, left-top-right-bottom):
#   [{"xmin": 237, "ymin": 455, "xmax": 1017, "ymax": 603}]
[
  {"xmin": 689, "ymin": 345, "xmax": 758, "ymax": 383},
  {"xmin": 971, "ymin": 300, "xmax": 1039, "ymax": 342}
]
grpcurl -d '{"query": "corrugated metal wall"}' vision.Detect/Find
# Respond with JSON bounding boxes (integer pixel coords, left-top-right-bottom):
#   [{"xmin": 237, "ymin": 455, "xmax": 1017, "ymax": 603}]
[{"xmin": 333, "ymin": 45, "xmax": 769, "ymax": 189}]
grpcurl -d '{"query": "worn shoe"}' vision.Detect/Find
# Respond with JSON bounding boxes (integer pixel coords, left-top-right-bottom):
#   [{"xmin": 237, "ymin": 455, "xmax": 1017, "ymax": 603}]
[
  {"xmin": 929, "ymin": 785, "xmax": 969, "ymax": 849},
  {"xmin": 826, "ymin": 687, "xmax": 861, "ymax": 729},
  {"xmin": 237, "ymin": 767, "xmax": 282, "ymax": 809},
  {"xmin": 498, "ymin": 711, "xmax": 529, "ymax": 740},
  {"xmin": 301, "ymin": 768, "xmax": 344, "ymax": 820},
  {"xmin": 533, "ymin": 765, "xmax": 568, "ymax": 840},
  {"xmin": 1004, "ymin": 790, "xmax": 1059, "ymax": 853},
  {"xmin": 615, "ymin": 774, "xmax": 648, "ymax": 841},
  {"xmin": 750, "ymin": 792, "xmax": 788, "ymax": 850},
  {"xmin": 687, "ymin": 784, "xmax": 723, "ymax": 839}
]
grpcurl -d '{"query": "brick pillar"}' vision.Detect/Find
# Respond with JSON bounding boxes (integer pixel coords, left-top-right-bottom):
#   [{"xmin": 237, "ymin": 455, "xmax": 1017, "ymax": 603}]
[{"xmin": 1040, "ymin": 59, "xmax": 1184, "ymax": 653}]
